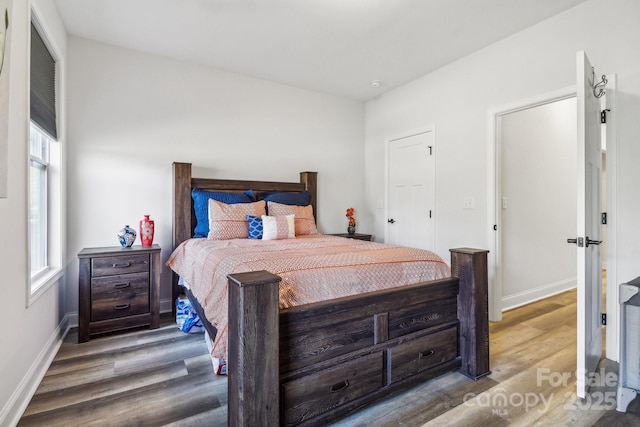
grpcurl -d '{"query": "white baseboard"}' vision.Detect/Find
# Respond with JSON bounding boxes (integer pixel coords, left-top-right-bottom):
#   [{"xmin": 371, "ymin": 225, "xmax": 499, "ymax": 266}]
[
  {"xmin": 1, "ymin": 313, "xmax": 71, "ymax": 427},
  {"xmin": 502, "ymin": 277, "xmax": 577, "ymax": 312},
  {"xmin": 161, "ymin": 298, "xmax": 173, "ymax": 314},
  {"xmin": 68, "ymin": 311, "xmax": 78, "ymax": 328}
]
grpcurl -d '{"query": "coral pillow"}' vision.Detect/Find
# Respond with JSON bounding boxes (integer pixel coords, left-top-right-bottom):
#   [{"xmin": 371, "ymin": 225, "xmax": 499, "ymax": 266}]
[
  {"xmin": 262, "ymin": 215, "xmax": 295, "ymax": 241},
  {"xmin": 192, "ymin": 188, "xmax": 253, "ymax": 238},
  {"xmin": 267, "ymin": 202, "xmax": 318, "ymax": 235},
  {"xmin": 208, "ymin": 199, "xmax": 266, "ymax": 240}
]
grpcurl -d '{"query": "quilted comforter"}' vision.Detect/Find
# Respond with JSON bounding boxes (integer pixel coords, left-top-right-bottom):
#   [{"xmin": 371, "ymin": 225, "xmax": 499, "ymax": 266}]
[{"xmin": 166, "ymin": 234, "xmax": 450, "ymax": 359}]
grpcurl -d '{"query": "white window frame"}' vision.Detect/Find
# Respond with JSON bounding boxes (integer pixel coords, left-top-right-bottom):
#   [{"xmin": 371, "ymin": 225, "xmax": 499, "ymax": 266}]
[{"xmin": 28, "ymin": 9, "xmax": 64, "ymax": 305}]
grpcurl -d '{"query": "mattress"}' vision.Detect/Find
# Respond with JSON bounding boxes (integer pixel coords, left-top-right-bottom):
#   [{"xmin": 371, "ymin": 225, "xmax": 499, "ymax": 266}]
[{"xmin": 166, "ymin": 234, "xmax": 450, "ymax": 360}]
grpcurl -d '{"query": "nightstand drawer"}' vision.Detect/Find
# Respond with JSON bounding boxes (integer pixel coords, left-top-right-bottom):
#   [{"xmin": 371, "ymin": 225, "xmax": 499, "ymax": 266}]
[
  {"xmin": 91, "ymin": 272, "xmax": 150, "ymax": 321},
  {"xmin": 92, "ymin": 253, "xmax": 150, "ymax": 277},
  {"xmin": 390, "ymin": 326, "xmax": 458, "ymax": 383}
]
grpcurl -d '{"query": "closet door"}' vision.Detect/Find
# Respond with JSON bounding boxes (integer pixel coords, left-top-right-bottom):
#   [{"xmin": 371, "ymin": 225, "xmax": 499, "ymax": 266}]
[{"xmin": 386, "ymin": 129, "xmax": 435, "ymax": 251}]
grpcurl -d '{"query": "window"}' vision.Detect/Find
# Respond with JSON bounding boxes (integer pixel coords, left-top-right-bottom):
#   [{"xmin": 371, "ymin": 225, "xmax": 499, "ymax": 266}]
[
  {"xmin": 28, "ymin": 17, "xmax": 62, "ymax": 301},
  {"xmin": 29, "ymin": 123, "xmax": 49, "ymax": 279}
]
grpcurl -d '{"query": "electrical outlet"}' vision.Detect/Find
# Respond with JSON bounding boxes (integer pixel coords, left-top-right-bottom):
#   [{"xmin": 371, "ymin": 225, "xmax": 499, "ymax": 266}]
[
  {"xmin": 463, "ymin": 197, "xmax": 475, "ymax": 210},
  {"xmin": 502, "ymin": 197, "xmax": 508, "ymax": 209}
]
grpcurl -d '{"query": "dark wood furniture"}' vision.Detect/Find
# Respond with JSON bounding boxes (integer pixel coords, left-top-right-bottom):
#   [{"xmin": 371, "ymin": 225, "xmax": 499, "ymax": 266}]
[
  {"xmin": 170, "ymin": 162, "xmax": 489, "ymax": 426},
  {"xmin": 78, "ymin": 244, "xmax": 161, "ymax": 343},
  {"xmin": 171, "ymin": 162, "xmax": 318, "ymax": 309},
  {"xmin": 330, "ymin": 232, "xmax": 372, "ymax": 241}
]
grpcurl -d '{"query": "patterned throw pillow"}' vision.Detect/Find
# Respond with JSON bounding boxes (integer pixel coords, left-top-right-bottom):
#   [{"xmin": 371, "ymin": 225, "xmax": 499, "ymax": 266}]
[
  {"xmin": 246, "ymin": 215, "xmax": 263, "ymax": 239},
  {"xmin": 267, "ymin": 201, "xmax": 318, "ymax": 235},
  {"xmin": 261, "ymin": 215, "xmax": 295, "ymax": 240},
  {"xmin": 207, "ymin": 199, "xmax": 266, "ymax": 240}
]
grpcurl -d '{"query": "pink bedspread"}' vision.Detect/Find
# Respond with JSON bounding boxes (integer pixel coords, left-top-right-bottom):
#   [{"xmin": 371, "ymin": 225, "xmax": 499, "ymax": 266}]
[{"xmin": 166, "ymin": 234, "xmax": 450, "ymax": 359}]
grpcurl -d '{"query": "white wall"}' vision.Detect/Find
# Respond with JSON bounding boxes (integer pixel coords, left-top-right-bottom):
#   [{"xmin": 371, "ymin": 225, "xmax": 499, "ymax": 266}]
[
  {"xmin": 500, "ymin": 98, "xmax": 577, "ymax": 308},
  {"xmin": 65, "ymin": 37, "xmax": 365, "ymax": 313},
  {"xmin": 365, "ymin": 0, "xmax": 640, "ymax": 288},
  {"xmin": 0, "ymin": 0, "xmax": 67, "ymax": 425},
  {"xmin": 5, "ymin": 0, "xmax": 640, "ymax": 422}
]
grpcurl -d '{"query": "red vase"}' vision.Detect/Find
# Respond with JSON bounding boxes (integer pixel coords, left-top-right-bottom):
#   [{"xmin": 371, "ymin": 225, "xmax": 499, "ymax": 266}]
[{"xmin": 140, "ymin": 215, "xmax": 155, "ymax": 247}]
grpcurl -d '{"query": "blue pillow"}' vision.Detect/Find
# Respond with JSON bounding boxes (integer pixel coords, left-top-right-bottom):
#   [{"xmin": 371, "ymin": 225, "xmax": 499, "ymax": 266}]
[
  {"xmin": 247, "ymin": 215, "xmax": 263, "ymax": 239},
  {"xmin": 262, "ymin": 190, "xmax": 312, "ymax": 207},
  {"xmin": 192, "ymin": 188, "xmax": 253, "ymax": 238}
]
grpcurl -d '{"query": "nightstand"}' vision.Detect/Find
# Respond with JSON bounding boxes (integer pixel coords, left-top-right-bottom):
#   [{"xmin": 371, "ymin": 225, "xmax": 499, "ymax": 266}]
[
  {"xmin": 78, "ymin": 244, "xmax": 161, "ymax": 342},
  {"xmin": 330, "ymin": 233, "xmax": 372, "ymax": 241}
]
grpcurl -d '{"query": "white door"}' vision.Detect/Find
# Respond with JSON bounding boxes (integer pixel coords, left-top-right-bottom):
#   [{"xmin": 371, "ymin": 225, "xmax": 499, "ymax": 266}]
[
  {"xmin": 387, "ymin": 130, "xmax": 435, "ymax": 250},
  {"xmin": 575, "ymin": 51, "xmax": 603, "ymax": 399}
]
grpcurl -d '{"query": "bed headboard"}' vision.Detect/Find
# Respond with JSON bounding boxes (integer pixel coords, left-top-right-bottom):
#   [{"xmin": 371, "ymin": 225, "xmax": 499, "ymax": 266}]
[{"xmin": 171, "ymin": 162, "xmax": 318, "ymax": 307}]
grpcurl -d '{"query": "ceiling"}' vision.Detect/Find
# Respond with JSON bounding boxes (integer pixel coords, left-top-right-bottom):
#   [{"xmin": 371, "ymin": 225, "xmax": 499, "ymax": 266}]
[{"xmin": 53, "ymin": 0, "xmax": 588, "ymax": 101}]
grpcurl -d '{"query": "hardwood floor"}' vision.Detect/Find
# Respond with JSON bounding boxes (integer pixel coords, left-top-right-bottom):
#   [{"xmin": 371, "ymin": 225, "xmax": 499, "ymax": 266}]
[{"xmin": 18, "ymin": 288, "xmax": 640, "ymax": 426}]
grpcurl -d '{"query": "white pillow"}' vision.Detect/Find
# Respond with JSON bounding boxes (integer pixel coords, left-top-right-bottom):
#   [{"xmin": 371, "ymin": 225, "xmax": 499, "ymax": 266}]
[{"xmin": 261, "ymin": 214, "xmax": 295, "ymax": 240}]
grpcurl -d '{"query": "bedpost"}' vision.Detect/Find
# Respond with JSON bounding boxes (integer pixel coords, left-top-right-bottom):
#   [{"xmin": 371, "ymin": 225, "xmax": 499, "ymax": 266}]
[
  {"xmin": 300, "ymin": 171, "xmax": 318, "ymax": 223},
  {"xmin": 227, "ymin": 271, "xmax": 282, "ymax": 427},
  {"xmin": 450, "ymin": 248, "xmax": 490, "ymax": 380},
  {"xmin": 172, "ymin": 162, "xmax": 192, "ymax": 314}
]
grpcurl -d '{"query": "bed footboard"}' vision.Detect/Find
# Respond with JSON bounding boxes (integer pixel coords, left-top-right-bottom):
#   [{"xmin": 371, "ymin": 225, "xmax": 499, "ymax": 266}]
[{"xmin": 227, "ymin": 248, "xmax": 489, "ymax": 426}]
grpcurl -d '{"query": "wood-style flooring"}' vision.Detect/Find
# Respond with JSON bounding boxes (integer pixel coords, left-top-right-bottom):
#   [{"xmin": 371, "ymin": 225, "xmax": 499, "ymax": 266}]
[{"xmin": 18, "ymin": 287, "xmax": 640, "ymax": 426}]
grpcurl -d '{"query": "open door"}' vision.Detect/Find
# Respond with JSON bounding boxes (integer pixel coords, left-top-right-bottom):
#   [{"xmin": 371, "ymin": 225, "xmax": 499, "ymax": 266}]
[{"xmin": 574, "ymin": 51, "xmax": 603, "ymax": 399}]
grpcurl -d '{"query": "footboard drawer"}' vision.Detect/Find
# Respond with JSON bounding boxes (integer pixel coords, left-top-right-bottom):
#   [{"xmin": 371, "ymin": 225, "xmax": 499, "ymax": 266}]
[
  {"xmin": 281, "ymin": 352, "xmax": 384, "ymax": 426},
  {"xmin": 390, "ymin": 326, "xmax": 458, "ymax": 383}
]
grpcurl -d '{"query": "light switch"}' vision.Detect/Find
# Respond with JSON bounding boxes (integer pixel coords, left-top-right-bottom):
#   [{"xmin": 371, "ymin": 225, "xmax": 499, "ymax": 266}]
[{"xmin": 463, "ymin": 197, "xmax": 475, "ymax": 210}]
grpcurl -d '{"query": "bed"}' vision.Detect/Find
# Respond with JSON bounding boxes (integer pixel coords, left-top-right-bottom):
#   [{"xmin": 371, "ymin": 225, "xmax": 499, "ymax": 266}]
[{"xmin": 169, "ymin": 162, "xmax": 490, "ymax": 426}]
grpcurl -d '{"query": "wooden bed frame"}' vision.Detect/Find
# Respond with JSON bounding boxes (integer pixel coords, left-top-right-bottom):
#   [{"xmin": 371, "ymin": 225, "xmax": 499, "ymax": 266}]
[{"xmin": 171, "ymin": 162, "xmax": 490, "ymax": 426}]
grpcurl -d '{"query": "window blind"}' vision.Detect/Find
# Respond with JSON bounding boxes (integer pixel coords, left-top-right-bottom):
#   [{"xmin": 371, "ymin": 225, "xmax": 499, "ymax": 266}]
[{"xmin": 30, "ymin": 23, "xmax": 57, "ymax": 140}]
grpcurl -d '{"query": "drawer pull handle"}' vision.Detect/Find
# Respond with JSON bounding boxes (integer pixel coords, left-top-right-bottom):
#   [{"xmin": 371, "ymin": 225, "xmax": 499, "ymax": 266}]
[
  {"xmin": 112, "ymin": 262, "xmax": 131, "ymax": 268},
  {"xmin": 330, "ymin": 380, "xmax": 350, "ymax": 393},
  {"xmin": 114, "ymin": 303, "xmax": 130, "ymax": 310},
  {"xmin": 113, "ymin": 282, "xmax": 131, "ymax": 289},
  {"xmin": 419, "ymin": 349, "xmax": 435, "ymax": 359}
]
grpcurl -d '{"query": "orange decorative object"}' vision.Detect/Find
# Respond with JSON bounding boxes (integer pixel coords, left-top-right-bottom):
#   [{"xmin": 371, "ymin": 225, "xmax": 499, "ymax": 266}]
[
  {"xmin": 346, "ymin": 207, "xmax": 356, "ymax": 234},
  {"xmin": 345, "ymin": 207, "xmax": 356, "ymax": 226}
]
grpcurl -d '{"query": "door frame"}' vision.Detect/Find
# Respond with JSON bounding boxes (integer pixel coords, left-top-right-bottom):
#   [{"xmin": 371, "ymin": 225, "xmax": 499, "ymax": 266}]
[
  {"xmin": 384, "ymin": 125, "xmax": 437, "ymax": 247},
  {"xmin": 487, "ymin": 82, "xmax": 618, "ymax": 360},
  {"xmin": 604, "ymin": 74, "xmax": 618, "ymax": 362}
]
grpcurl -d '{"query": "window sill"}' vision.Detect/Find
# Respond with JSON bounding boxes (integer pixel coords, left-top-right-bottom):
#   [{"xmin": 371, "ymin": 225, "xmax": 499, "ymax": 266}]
[{"xmin": 29, "ymin": 268, "xmax": 63, "ymax": 306}]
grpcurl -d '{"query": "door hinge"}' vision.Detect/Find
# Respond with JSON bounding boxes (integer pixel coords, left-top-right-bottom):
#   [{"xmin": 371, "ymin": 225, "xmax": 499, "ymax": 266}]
[
  {"xmin": 602, "ymin": 212, "xmax": 607, "ymax": 225},
  {"xmin": 601, "ymin": 109, "xmax": 610, "ymax": 124},
  {"xmin": 601, "ymin": 313, "xmax": 607, "ymax": 326}
]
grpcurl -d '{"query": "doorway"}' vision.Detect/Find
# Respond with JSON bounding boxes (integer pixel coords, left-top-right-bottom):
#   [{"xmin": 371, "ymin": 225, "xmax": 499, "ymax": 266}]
[
  {"xmin": 489, "ymin": 82, "xmax": 618, "ymax": 361},
  {"xmin": 499, "ymin": 96, "xmax": 578, "ymax": 311}
]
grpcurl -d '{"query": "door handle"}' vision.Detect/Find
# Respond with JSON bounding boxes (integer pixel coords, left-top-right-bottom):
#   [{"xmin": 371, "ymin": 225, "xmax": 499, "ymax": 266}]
[
  {"xmin": 387, "ymin": 218, "xmax": 396, "ymax": 224},
  {"xmin": 586, "ymin": 237, "xmax": 602, "ymax": 247},
  {"xmin": 567, "ymin": 237, "xmax": 584, "ymax": 247}
]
